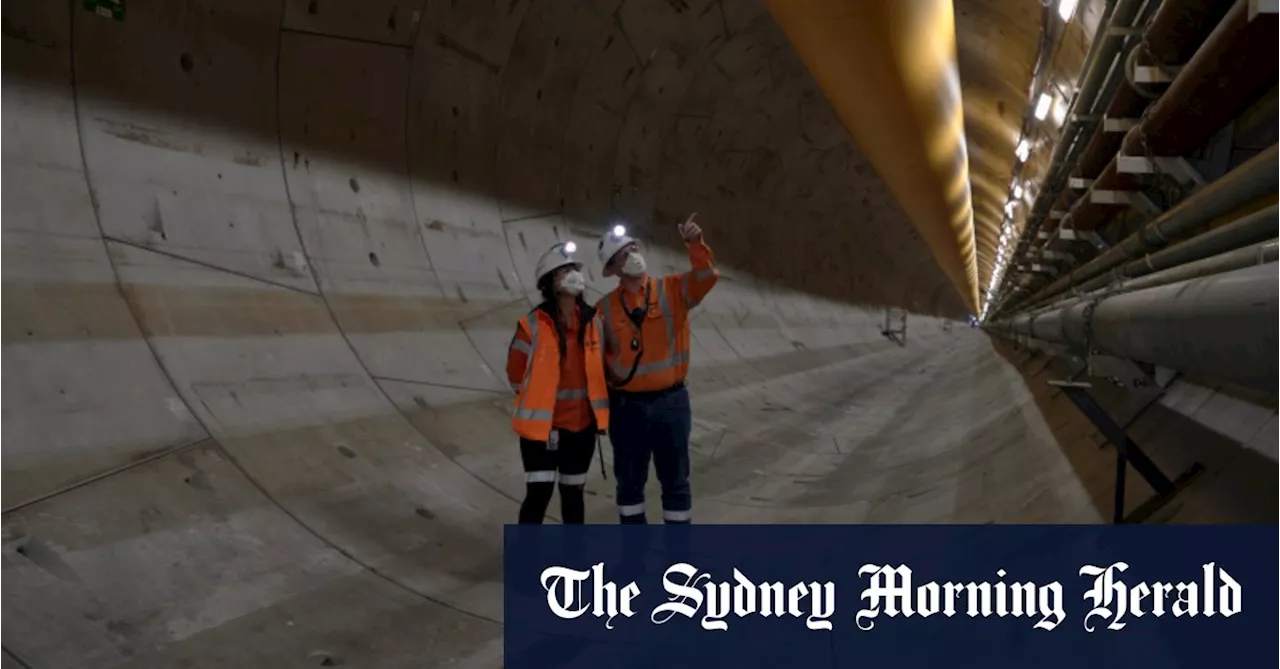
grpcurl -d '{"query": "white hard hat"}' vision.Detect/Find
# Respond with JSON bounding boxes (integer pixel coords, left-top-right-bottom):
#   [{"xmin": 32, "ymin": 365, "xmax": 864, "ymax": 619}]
[
  {"xmin": 597, "ymin": 224, "xmax": 637, "ymax": 271},
  {"xmin": 534, "ymin": 241, "xmax": 582, "ymax": 285}
]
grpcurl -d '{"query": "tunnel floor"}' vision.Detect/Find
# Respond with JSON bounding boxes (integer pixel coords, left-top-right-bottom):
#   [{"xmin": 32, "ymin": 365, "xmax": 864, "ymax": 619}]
[{"xmin": 8, "ymin": 326, "xmax": 1272, "ymax": 668}]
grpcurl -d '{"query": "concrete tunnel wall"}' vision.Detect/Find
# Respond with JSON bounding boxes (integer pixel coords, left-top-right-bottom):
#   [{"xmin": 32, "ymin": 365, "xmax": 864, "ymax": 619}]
[{"xmin": 1, "ymin": 1, "xmax": 1276, "ymax": 668}]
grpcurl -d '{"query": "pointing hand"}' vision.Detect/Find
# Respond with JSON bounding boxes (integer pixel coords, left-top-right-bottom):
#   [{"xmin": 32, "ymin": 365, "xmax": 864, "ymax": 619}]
[{"xmin": 678, "ymin": 213, "xmax": 702, "ymax": 243}]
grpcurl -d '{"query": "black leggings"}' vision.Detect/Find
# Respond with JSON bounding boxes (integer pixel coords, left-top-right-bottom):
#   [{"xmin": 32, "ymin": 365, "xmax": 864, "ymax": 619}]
[{"xmin": 518, "ymin": 427, "xmax": 597, "ymax": 524}]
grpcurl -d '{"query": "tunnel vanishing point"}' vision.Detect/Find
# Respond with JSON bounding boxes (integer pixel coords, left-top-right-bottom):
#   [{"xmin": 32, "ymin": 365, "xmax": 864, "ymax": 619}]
[{"xmin": 2, "ymin": 0, "xmax": 1277, "ymax": 667}]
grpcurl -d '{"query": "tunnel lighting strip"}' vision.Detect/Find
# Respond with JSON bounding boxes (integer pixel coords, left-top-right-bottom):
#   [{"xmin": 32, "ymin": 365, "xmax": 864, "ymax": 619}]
[
  {"xmin": 1058, "ymin": 0, "xmax": 1081, "ymax": 23},
  {"xmin": 980, "ymin": 0, "xmax": 1081, "ymax": 322},
  {"xmin": 1034, "ymin": 93, "xmax": 1053, "ymax": 121}
]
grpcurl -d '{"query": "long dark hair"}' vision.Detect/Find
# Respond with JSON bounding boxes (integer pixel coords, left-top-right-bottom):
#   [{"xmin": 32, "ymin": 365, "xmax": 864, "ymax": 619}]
[{"xmin": 537, "ymin": 270, "xmax": 594, "ymax": 357}]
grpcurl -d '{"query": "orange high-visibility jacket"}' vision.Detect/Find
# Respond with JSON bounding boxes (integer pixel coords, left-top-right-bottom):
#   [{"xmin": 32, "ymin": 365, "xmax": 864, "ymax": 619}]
[
  {"xmin": 596, "ymin": 240, "xmax": 720, "ymax": 392},
  {"xmin": 506, "ymin": 302, "xmax": 610, "ymax": 441}
]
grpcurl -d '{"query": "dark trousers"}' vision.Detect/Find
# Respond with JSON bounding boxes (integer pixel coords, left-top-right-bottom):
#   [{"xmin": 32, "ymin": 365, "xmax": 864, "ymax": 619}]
[
  {"xmin": 609, "ymin": 384, "xmax": 693, "ymax": 524},
  {"xmin": 518, "ymin": 427, "xmax": 596, "ymax": 524}
]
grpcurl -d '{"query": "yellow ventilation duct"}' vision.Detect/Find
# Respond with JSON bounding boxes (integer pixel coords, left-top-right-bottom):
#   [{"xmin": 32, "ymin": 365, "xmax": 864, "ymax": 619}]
[{"xmin": 766, "ymin": 0, "xmax": 980, "ymax": 314}]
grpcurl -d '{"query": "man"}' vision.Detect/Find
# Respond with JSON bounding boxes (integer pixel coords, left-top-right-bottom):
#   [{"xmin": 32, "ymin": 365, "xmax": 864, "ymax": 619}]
[{"xmin": 595, "ymin": 213, "xmax": 719, "ymax": 524}]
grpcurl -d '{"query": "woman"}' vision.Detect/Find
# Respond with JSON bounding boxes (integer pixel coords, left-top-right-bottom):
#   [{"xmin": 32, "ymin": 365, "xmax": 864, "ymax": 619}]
[{"xmin": 506, "ymin": 241, "xmax": 610, "ymax": 524}]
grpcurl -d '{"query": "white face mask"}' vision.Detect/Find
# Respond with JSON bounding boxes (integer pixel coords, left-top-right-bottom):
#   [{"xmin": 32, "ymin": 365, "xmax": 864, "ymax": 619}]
[
  {"xmin": 559, "ymin": 269, "xmax": 586, "ymax": 295},
  {"xmin": 621, "ymin": 252, "xmax": 647, "ymax": 278}
]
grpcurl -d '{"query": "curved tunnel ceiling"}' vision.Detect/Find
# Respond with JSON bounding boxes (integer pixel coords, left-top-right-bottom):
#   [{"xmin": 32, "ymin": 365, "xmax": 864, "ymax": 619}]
[
  {"xmin": 48, "ymin": 0, "xmax": 972, "ymax": 319},
  {"xmin": 4, "ymin": 1, "xmax": 1275, "ymax": 667},
  {"xmin": 954, "ymin": 0, "xmax": 1045, "ymax": 292}
]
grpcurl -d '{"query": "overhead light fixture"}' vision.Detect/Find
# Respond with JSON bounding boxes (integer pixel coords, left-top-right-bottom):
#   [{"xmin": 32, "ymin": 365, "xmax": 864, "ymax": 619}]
[
  {"xmin": 1015, "ymin": 140, "xmax": 1031, "ymax": 162},
  {"xmin": 1058, "ymin": 0, "xmax": 1080, "ymax": 22},
  {"xmin": 1034, "ymin": 93, "xmax": 1053, "ymax": 121}
]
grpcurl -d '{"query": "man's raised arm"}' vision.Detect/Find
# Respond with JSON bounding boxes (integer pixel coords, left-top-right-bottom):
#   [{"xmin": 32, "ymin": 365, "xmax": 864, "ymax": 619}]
[{"xmin": 673, "ymin": 213, "xmax": 718, "ymax": 308}]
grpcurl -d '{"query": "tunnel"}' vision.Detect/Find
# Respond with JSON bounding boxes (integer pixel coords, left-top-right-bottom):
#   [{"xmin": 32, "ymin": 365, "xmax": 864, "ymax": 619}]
[{"xmin": 2, "ymin": 0, "xmax": 1276, "ymax": 667}]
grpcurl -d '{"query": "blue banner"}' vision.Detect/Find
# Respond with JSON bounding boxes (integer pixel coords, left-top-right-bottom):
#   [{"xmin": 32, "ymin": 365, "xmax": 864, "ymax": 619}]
[{"xmin": 504, "ymin": 525, "xmax": 1276, "ymax": 668}]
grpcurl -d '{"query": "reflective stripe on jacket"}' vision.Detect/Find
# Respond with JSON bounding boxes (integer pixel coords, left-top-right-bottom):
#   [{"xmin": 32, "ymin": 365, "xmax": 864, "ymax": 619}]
[
  {"xmin": 506, "ymin": 303, "xmax": 610, "ymax": 441},
  {"xmin": 598, "ymin": 240, "xmax": 719, "ymax": 392}
]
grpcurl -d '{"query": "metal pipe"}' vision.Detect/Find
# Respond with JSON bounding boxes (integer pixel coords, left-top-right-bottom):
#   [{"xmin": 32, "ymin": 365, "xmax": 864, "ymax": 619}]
[
  {"xmin": 1124, "ymin": 0, "xmax": 1277, "ymax": 157},
  {"xmin": 1050, "ymin": 0, "xmax": 1280, "ymax": 233},
  {"xmin": 1017, "ymin": 0, "xmax": 1143, "ymax": 238},
  {"xmin": 1005, "ymin": 264, "xmax": 1278, "ymax": 393},
  {"xmin": 1072, "ymin": 0, "xmax": 1235, "ymax": 184},
  {"xmin": 1018, "ymin": 143, "xmax": 1279, "ymax": 309},
  {"xmin": 997, "ymin": 0, "xmax": 1277, "ymax": 314},
  {"xmin": 1027, "ymin": 0, "xmax": 1162, "ymax": 241},
  {"xmin": 995, "ymin": 0, "xmax": 1156, "ymax": 312},
  {"xmin": 1074, "ymin": 263, "xmax": 1276, "ymax": 391},
  {"xmin": 1102, "ymin": 239, "xmax": 1277, "ymax": 294},
  {"xmin": 1002, "ymin": 238, "xmax": 1278, "ymax": 322},
  {"xmin": 1072, "ymin": 0, "xmax": 1146, "ymax": 120},
  {"xmin": 1074, "ymin": 202, "xmax": 1279, "ymax": 293},
  {"xmin": 1079, "ymin": 0, "xmax": 1162, "ymax": 120},
  {"xmin": 1235, "ymin": 84, "xmax": 1279, "ymax": 149},
  {"xmin": 1048, "ymin": 0, "xmax": 1122, "ymax": 153}
]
